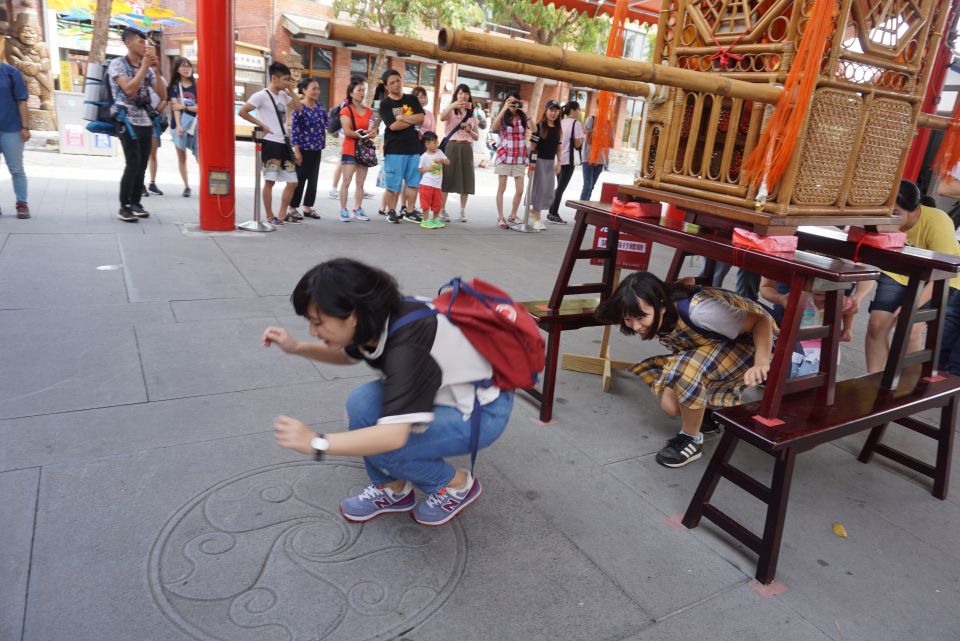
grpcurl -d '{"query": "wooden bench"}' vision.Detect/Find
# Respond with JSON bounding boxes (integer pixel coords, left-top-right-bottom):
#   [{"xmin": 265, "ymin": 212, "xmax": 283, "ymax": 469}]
[
  {"xmin": 683, "ymin": 370, "xmax": 959, "ymax": 585},
  {"xmin": 526, "ymin": 200, "xmax": 878, "ymax": 423}
]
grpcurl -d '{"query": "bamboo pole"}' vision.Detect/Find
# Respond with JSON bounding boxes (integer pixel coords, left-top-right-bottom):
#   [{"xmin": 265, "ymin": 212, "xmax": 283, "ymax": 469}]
[
  {"xmin": 438, "ymin": 27, "xmax": 783, "ymax": 104},
  {"xmin": 326, "ymin": 24, "xmax": 653, "ymax": 98}
]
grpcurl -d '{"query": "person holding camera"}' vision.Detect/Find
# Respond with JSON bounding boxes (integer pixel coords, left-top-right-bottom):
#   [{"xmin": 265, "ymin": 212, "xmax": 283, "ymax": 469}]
[
  {"xmin": 240, "ymin": 62, "xmax": 302, "ymax": 226},
  {"xmin": 438, "ymin": 84, "xmax": 478, "ymax": 223},
  {"xmin": 491, "ymin": 93, "xmax": 529, "ymax": 228},
  {"xmin": 108, "ymin": 28, "xmax": 167, "ymax": 223}
]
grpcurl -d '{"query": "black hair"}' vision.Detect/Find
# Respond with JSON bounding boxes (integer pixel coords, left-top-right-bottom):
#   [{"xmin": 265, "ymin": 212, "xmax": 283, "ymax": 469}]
[
  {"xmin": 453, "ymin": 83, "xmax": 473, "ymax": 117},
  {"xmin": 920, "ymin": 194, "xmax": 937, "ymax": 208},
  {"xmin": 346, "ymin": 75, "xmax": 367, "ymax": 102},
  {"xmin": 298, "ymin": 76, "xmax": 320, "ymax": 94},
  {"xmin": 381, "ymin": 68, "xmax": 400, "ymax": 84},
  {"xmin": 562, "ymin": 100, "xmax": 580, "ymax": 116},
  {"xmin": 412, "ymin": 85, "xmax": 427, "ymax": 99},
  {"xmin": 503, "ymin": 92, "xmax": 527, "ymax": 130},
  {"xmin": 538, "ymin": 102, "xmax": 561, "ymax": 132},
  {"xmin": 372, "ymin": 81, "xmax": 385, "ymax": 102},
  {"xmin": 422, "ymin": 130, "xmax": 439, "ymax": 142},
  {"xmin": 269, "ymin": 61, "xmax": 291, "ymax": 78},
  {"xmin": 594, "ymin": 271, "xmax": 695, "ymax": 339},
  {"xmin": 168, "ymin": 56, "xmax": 194, "ymax": 90},
  {"xmin": 291, "ymin": 259, "xmax": 403, "ymax": 349},
  {"xmin": 896, "ymin": 179, "xmax": 922, "ymax": 211},
  {"xmin": 121, "ymin": 27, "xmax": 144, "ymax": 44}
]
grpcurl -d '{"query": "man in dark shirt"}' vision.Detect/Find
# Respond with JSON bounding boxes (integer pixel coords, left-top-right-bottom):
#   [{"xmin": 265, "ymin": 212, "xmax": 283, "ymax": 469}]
[
  {"xmin": 0, "ymin": 37, "xmax": 31, "ymax": 219},
  {"xmin": 378, "ymin": 69, "xmax": 424, "ymax": 223}
]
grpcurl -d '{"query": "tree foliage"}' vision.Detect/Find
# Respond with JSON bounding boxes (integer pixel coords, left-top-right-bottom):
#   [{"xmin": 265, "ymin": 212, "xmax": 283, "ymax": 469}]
[{"xmin": 482, "ymin": 1, "xmax": 611, "ymax": 51}]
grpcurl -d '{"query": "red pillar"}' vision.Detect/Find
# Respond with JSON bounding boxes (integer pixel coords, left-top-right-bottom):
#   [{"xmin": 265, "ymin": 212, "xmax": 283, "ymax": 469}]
[{"xmin": 197, "ymin": 0, "xmax": 236, "ymax": 230}]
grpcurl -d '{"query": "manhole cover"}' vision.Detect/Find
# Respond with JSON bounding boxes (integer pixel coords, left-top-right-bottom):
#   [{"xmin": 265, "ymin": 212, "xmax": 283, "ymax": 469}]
[{"xmin": 149, "ymin": 461, "xmax": 465, "ymax": 641}]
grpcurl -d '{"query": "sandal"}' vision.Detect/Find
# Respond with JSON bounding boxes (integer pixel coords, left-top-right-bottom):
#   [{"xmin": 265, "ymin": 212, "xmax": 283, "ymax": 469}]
[
  {"xmin": 507, "ymin": 216, "xmax": 520, "ymax": 225},
  {"xmin": 498, "ymin": 220, "xmax": 510, "ymax": 229},
  {"xmin": 302, "ymin": 209, "xmax": 321, "ymax": 219}
]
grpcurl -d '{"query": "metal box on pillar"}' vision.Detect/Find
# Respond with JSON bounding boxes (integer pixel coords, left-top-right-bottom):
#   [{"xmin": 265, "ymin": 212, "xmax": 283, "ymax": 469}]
[{"xmin": 635, "ymin": 0, "xmax": 951, "ymax": 222}]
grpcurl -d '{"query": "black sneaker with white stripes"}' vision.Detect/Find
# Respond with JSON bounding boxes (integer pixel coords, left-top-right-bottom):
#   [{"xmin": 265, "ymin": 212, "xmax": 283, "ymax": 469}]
[{"xmin": 656, "ymin": 432, "xmax": 703, "ymax": 468}]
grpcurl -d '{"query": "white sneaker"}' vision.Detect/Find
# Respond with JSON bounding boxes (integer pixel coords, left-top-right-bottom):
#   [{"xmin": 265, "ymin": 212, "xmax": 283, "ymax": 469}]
[
  {"xmin": 459, "ymin": 211, "xmax": 468, "ymax": 223},
  {"xmin": 532, "ymin": 219, "xmax": 546, "ymax": 231},
  {"xmin": 439, "ymin": 209, "xmax": 451, "ymax": 223},
  {"xmin": 328, "ymin": 188, "xmax": 339, "ymax": 199}
]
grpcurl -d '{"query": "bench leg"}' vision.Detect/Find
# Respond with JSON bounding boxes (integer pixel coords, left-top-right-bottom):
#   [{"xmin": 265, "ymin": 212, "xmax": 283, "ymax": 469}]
[
  {"xmin": 756, "ymin": 448, "xmax": 798, "ymax": 585},
  {"xmin": 539, "ymin": 327, "xmax": 563, "ymax": 423},
  {"xmin": 682, "ymin": 431, "xmax": 739, "ymax": 529},
  {"xmin": 934, "ymin": 394, "xmax": 957, "ymax": 500},
  {"xmin": 857, "ymin": 424, "xmax": 888, "ymax": 464}
]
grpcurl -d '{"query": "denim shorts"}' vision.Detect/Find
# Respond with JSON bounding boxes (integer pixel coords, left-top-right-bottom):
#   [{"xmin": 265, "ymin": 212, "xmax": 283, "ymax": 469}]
[
  {"xmin": 340, "ymin": 154, "xmax": 358, "ymax": 165},
  {"xmin": 383, "ymin": 154, "xmax": 421, "ymax": 191},
  {"xmin": 868, "ymin": 273, "xmax": 915, "ymax": 313}
]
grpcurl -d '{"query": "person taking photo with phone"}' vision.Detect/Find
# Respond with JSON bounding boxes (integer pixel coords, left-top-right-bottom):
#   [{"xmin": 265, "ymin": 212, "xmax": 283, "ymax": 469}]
[
  {"xmin": 438, "ymin": 83, "xmax": 478, "ymax": 223},
  {"xmin": 109, "ymin": 27, "xmax": 166, "ymax": 223}
]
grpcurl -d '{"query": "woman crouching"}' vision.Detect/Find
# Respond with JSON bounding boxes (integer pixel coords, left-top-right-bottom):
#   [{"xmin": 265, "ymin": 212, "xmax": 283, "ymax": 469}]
[{"xmin": 595, "ymin": 272, "xmax": 776, "ymax": 468}]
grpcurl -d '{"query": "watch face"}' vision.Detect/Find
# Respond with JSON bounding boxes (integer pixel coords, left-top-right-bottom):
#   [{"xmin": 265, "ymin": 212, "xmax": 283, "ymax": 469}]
[{"xmin": 310, "ymin": 436, "xmax": 330, "ymax": 452}]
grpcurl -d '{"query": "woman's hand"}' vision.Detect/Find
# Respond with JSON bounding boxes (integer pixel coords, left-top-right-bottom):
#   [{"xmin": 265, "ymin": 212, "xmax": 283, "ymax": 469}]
[
  {"xmin": 172, "ymin": 100, "xmax": 184, "ymax": 112},
  {"xmin": 177, "ymin": 125, "xmax": 184, "ymax": 136},
  {"xmin": 555, "ymin": 163, "xmax": 561, "ymax": 177},
  {"xmin": 262, "ymin": 326, "xmax": 300, "ymax": 354},
  {"xmin": 744, "ymin": 358, "xmax": 771, "ymax": 387},
  {"xmin": 274, "ymin": 416, "xmax": 314, "ymax": 454},
  {"xmin": 294, "ymin": 148, "xmax": 303, "ymax": 165}
]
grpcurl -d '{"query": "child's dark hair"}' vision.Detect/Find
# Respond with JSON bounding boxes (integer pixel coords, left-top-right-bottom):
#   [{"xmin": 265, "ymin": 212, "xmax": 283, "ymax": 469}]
[
  {"xmin": 422, "ymin": 130, "xmax": 438, "ymax": 143},
  {"xmin": 594, "ymin": 272, "xmax": 694, "ymax": 339},
  {"xmin": 897, "ymin": 179, "xmax": 922, "ymax": 211},
  {"xmin": 291, "ymin": 259, "xmax": 403, "ymax": 348},
  {"xmin": 269, "ymin": 61, "xmax": 291, "ymax": 78}
]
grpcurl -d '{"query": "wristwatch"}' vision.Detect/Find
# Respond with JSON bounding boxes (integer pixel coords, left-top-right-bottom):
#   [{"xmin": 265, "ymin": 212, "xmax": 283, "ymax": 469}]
[{"xmin": 310, "ymin": 433, "xmax": 330, "ymax": 461}]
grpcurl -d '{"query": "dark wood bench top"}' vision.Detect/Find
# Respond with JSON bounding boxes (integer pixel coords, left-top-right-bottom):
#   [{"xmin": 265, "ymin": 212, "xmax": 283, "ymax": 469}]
[
  {"xmin": 713, "ymin": 372, "xmax": 960, "ymax": 453},
  {"xmin": 567, "ymin": 201, "xmax": 881, "ymax": 286},
  {"xmin": 618, "ymin": 184, "xmax": 904, "ymax": 235},
  {"xmin": 795, "ymin": 225, "xmax": 960, "ymax": 279}
]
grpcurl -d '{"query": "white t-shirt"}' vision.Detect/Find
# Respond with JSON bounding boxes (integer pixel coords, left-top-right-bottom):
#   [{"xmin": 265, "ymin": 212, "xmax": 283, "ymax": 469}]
[
  {"xmin": 558, "ymin": 117, "xmax": 585, "ymax": 166},
  {"xmin": 419, "ymin": 150, "xmax": 448, "ymax": 189},
  {"xmin": 247, "ymin": 89, "xmax": 291, "ymax": 143}
]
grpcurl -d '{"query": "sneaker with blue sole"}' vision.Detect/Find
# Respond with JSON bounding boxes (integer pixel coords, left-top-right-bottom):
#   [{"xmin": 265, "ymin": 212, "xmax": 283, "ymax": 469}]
[
  {"xmin": 412, "ymin": 471, "xmax": 482, "ymax": 526},
  {"xmin": 340, "ymin": 482, "xmax": 415, "ymax": 522}
]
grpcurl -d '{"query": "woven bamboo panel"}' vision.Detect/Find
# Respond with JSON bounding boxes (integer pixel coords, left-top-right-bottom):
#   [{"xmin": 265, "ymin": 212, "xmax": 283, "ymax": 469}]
[
  {"xmin": 849, "ymin": 99, "xmax": 915, "ymax": 207},
  {"xmin": 792, "ymin": 90, "xmax": 862, "ymax": 207}
]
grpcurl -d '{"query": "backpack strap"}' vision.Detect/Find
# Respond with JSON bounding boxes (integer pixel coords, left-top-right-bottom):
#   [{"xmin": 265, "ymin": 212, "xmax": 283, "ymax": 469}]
[{"xmin": 674, "ymin": 290, "xmax": 740, "ymax": 343}]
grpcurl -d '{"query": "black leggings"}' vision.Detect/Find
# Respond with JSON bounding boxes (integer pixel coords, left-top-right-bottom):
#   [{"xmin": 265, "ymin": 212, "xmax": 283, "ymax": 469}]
[
  {"xmin": 119, "ymin": 125, "xmax": 153, "ymax": 208},
  {"xmin": 549, "ymin": 163, "xmax": 576, "ymax": 216},
  {"xmin": 291, "ymin": 149, "xmax": 322, "ymax": 208}
]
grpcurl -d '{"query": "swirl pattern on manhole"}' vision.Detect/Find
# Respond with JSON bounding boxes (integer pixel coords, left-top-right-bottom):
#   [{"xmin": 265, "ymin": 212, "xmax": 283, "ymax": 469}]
[{"xmin": 149, "ymin": 461, "xmax": 466, "ymax": 641}]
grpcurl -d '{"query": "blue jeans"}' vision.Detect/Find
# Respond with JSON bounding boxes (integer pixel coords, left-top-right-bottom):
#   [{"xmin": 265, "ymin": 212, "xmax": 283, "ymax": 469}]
[
  {"xmin": 346, "ymin": 380, "xmax": 514, "ymax": 493},
  {"xmin": 580, "ymin": 163, "xmax": 603, "ymax": 200},
  {"xmin": 0, "ymin": 131, "xmax": 27, "ymax": 203},
  {"xmin": 939, "ymin": 288, "xmax": 960, "ymax": 375}
]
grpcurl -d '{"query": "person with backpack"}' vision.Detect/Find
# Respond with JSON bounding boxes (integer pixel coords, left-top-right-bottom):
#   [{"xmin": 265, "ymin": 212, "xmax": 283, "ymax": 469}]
[
  {"xmin": 167, "ymin": 56, "xmax": 198, "ymax": 197},
  {"xmin": 239, "ymin": 61, "xmax": 302, "ymax": 226},
  {"xmin": 595, "ymin": 272, "xmax": 776, "ymax": 468},
  {"xmin": 0, "ymin": 43, "xmax": 31, "ymax": 219},
  {"xmin": 262, "ymin": 258, "xmax": 541, "ymax": 526},
  {"xmin": 109, "ymin": 27, "xmax": 167, "ymax": 223}
]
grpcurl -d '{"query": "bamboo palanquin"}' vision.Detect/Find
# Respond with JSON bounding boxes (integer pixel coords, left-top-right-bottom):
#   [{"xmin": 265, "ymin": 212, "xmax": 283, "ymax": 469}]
[{"xmin": 440, "ymin": 0, "xmax": 954, "ymax": 226}]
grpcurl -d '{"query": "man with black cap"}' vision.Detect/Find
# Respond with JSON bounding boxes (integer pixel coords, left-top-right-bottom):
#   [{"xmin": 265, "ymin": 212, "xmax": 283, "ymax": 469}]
[{"xmin": 865, "ymin": 179, "xmax": 960, "ymax": 375}]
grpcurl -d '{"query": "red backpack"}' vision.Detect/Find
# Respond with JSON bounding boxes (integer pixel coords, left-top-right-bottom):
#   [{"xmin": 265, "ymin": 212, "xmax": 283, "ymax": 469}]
[{"xmin": 389, "ymin": 278, "xmax": 545, "ymax": 390}]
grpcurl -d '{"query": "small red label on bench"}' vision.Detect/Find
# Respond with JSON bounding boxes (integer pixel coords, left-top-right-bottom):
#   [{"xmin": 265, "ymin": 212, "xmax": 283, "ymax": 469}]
[
  {"xmin": 923, "ymin": 375, "xmax": 947, "ymax": 383},
  {"xmin": 752, "ymin": 415, "xmax": 784, "ymax": 427}
]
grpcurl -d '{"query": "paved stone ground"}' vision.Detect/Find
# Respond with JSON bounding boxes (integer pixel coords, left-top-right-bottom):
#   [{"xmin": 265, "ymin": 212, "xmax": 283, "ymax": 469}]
[{"xmin": 1, "ymin": 139, "xmax": 958, "ymax": 641}]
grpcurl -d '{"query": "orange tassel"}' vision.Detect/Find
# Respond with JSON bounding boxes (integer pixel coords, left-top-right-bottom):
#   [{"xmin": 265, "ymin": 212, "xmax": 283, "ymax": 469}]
[
  {"xmin": 589, "ymin": 0, "xmax": 629, "ymax": 166},
  {"xmin": 933, "ymin": 98, "xmax": 960, "ymax": 182},
  {"xmin": 744, "ymin": 0, "xmax": 839, "ymax": 191}
]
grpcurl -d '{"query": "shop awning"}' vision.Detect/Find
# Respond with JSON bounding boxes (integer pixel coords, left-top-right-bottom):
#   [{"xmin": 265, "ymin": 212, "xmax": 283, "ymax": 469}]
[
  {"xmin": 281, "ymin": 13, "xmax": 330, "ymax": 38},
  {"xmin": 538, "ymin": 0, "xmax": 660, "ymax": 25}
]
